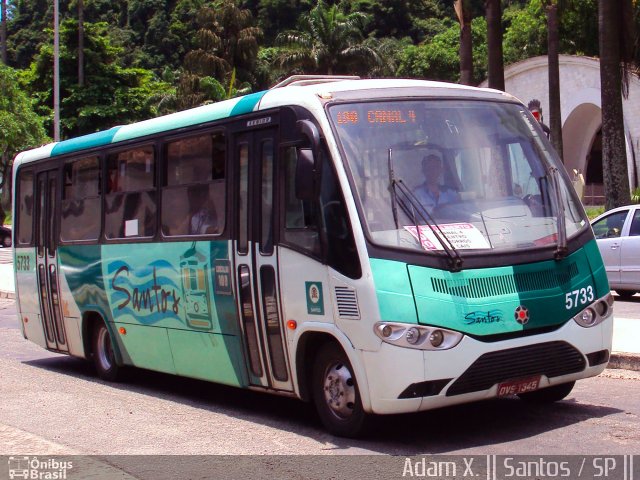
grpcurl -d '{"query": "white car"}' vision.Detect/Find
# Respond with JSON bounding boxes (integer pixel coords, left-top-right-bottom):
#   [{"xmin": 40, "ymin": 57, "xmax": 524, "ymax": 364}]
[{"xmin": 591, "ymin": 204, "xmax": 640, "ymax": 299}]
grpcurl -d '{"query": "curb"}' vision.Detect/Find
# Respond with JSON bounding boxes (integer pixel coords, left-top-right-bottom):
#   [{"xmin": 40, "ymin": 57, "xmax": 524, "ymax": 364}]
[{"xmin": 608, "ymin": 352, "xmax": 640, "ymax": 372}]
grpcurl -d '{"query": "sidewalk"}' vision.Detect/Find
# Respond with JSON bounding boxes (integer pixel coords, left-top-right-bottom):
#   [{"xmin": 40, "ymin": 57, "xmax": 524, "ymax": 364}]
[
  {"xmin": 0, "ymin": 262, "xmax": 15, "ymax": 299},
  {"xmin": 0, "ymin": 262, "xmax": 638, "ymax": 369}
]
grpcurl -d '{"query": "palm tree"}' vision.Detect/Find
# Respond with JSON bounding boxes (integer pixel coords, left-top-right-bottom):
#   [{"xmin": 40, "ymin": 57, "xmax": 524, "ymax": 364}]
[
  {"xmin": 179, "ymin": 0, "xmax": 261, "ymax": 109},
  {"xmin": 274, "ymin": 0, "xmax": 381, "ymax": 76},
  {"xmin": 545, "ymin": 0, "xmax": 563, "ymax": 161},
  {"xmin": 454, "ymin": 0, "xmax": 473, "ymax": 85},
  {"xmin": 598, "ymin": 0, "xmax": 635, "ymax": 209},
  {"xmin": 485, "ymin": 0, "xmax": 504, "ymax": 91}
]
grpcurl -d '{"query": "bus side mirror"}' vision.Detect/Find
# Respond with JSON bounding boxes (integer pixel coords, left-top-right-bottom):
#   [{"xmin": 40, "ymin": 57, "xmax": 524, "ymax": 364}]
[
  {"xmin": 295, "ymin": 120, "xmax": 321, "ymax": 201},
  {"xmin": 295, "ymin": 148, "xmax": 315, "ymax": 201}
]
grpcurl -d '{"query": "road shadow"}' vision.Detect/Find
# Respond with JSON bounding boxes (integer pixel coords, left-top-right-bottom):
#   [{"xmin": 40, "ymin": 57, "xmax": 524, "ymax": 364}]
[
  {"xmin": 22, "ymin": 355, "xmax": 623, "ymax": 454},
  {"xmin": 613, "ymin": 294, "xmax": 640, "ymax": 303}
]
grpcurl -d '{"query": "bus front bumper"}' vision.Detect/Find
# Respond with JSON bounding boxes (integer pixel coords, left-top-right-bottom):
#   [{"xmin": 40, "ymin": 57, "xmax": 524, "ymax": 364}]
[{"xmin": 360, "ymin": 315, "xmax": 613, "ymax": 415}]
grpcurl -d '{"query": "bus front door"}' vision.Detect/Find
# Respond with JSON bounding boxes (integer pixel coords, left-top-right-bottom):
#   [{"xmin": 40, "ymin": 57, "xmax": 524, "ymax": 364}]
[
  {"xmin": 234, "ymin": 128, "xmax": 293, "ymax": 392},
  {"xmin": 34, "ymin": 169, "xmax": 68, "ymax": 352}
]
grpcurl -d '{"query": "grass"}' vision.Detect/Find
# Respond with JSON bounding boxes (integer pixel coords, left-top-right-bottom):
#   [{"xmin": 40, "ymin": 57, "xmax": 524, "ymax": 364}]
[{"xmin": 584, "ymin": 206, "xmax": 605, "ymax": 220}]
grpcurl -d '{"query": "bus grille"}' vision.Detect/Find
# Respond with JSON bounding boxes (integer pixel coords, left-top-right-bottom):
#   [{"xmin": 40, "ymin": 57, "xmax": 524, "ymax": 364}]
[
  {"xmin": 334, "ymin": 286, "xmax": 360, "ymax": 319},
  {"xmin": 431, "ymin": 262, "xmax": 578, "ymax": 298},
  {"xmin": 445, "ymin": 341, "xmax": 586, "ymax": 396}
]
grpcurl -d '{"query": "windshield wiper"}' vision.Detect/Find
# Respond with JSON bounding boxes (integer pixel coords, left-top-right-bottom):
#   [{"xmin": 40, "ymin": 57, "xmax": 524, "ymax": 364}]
[
  {"xmin": 387, "ymin": 149, "xmax": 463, "ymax": 271},
  {"xmin": 387, "ymin": 148, "xmax": 400, "ymax": 230},
  {"xmin": 549, "ymin": 166, "xmax": 568, "ymax": 259}
]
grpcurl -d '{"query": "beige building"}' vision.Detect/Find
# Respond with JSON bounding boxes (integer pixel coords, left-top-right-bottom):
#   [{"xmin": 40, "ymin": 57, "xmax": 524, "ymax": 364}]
[{"xmin": 480, "ymin": 54, "xmax": 640, "ymax": 205}]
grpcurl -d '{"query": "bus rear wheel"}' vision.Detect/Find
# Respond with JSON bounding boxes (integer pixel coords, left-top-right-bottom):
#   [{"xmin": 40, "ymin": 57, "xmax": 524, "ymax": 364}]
[
  {"xmin": 517, "ymin": 381, "xmax": 575, "ymax": 403},
  {"xmin": 92, "ymin": 322, "xmax": 121, "ymax": 381},
  {"xmin": 312, "ymin": 343, "xmax": 368, "ymax": 437}
]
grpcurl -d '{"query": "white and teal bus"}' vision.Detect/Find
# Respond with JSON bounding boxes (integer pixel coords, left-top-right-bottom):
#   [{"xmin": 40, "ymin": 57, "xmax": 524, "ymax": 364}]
[{"xmin": 12, "ymin": 76, "xmax": 613, "ymax": 437}]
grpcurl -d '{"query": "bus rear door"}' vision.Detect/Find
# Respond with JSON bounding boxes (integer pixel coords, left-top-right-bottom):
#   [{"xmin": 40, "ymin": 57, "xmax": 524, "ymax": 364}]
[
  {"xmin": 234, "ymin": 125, "xmax": 293, "ymax": 392},
  {"xmin": 34, "ymin": 169, "xmax": 68, "ymax": 352}
]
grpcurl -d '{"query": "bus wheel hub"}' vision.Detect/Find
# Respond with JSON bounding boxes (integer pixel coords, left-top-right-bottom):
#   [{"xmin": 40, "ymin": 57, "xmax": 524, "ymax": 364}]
[{"xmin": 323, "ymin": 362, "xmax": 356, "ymax": 418}]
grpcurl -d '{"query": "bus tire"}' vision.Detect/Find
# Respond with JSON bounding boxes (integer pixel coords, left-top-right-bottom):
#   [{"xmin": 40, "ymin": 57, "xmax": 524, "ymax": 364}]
[
  {"xmin": 517, "ymin": 381, "xmax": 575, "ymax": 403},
  {"xmin": 312, "ymin": 342, "xmax": 368, "ymax": 437},
  {"xmin": 92, "ymin": 322, "xmax": 121, "ymax": 382},
  {"xmin": 615, "ymin": 290, "xmax": 636, "ymax": 300}
]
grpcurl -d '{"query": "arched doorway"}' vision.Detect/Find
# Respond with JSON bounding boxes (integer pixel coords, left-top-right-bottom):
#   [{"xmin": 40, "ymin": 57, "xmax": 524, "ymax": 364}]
[
  {"xmin": 584, "ymin": 129, "xmax": 603, "ymax": 205},
  {"xmin": 561, "ymin": 103, "xmax": 602, "ymax": 204}
]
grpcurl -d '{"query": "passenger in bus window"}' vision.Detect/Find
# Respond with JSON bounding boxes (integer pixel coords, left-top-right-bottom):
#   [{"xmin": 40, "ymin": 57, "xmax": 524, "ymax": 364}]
[
  {"xmin": 188, "ymin": 184, "xmax": 216, "ymax": 235},
  {"xmin": 415, "ymin": 154, "xmax": 459, "ymax": 212}
]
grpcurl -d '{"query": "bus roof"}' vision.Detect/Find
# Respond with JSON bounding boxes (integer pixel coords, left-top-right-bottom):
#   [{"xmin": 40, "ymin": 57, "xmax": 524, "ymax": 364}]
[{"xmin": 14, "ymin": 78, "xmax": 516, "ymax": 168}]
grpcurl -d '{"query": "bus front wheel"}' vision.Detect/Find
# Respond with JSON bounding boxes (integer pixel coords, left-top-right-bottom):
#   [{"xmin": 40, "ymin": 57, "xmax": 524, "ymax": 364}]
[
  {"xmin": 517, "ymin": 381, "xmax": 575, "ymax": 403},
  {"xmin": 92, "ymin": 322, "xmax": 121, "ymax": 382},
  {"xmin": 312, "ymin": 343, "xmax": 368, "ymax": 437}
]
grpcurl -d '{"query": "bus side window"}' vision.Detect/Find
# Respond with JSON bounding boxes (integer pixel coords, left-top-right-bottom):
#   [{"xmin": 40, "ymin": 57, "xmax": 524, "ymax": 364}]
[
  {"xmin": 281, "ymin": 146, "xmax": 361, "ymax": 279},
  {"xmin": 61, "ymin": 156, "xmax": 101, "ymax": 242},
  {"xmin": 161, "ymin": 132, "xmax": 226, "ymax": 237},
  {"xmin": 319, "ymin": 155, "xmax": 361, "ymax": 279},
  {"xmin": 105, "ymin": 146, "xmax": 156, "ymax": 239},
  {"xmin": 282, "ymin": 146, "xmax": 320, "ymax": 256},
  {"xmin": 17, "ymin": 170, "xmax": 34, "ymax": 246}
]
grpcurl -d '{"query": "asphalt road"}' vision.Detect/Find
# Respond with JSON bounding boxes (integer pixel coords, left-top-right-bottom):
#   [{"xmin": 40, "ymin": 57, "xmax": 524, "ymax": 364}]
[{"xmin": 1, "ymin": 297, "xmax": 639, "ymax": 463}]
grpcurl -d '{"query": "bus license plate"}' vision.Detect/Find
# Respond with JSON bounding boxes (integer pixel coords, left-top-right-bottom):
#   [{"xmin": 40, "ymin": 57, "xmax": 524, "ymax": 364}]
[{"xmin": 497, "ymin": 376, "xmax": 541, "ymax": 397}]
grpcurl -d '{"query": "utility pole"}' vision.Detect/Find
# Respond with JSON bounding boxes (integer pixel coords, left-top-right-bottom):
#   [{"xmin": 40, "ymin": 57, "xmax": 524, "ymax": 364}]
[{"xmin": 53, "ymin": 0, "xmax": 61, "ymax": 141}]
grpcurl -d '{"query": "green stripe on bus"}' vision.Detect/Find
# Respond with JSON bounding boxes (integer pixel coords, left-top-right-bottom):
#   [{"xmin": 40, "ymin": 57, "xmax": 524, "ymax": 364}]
[
  {"xmin": 50, "ymin": 127, "xmax": 121, "ymax": 157},
  {"xmin": 370, "ymin": 258, "xmax": 418, "ymax": 323},
  {"xmin": 112, "ymin": 102, "xmax": 236, "ymax": 142},
  {"xmin": 49, "ymin": 91, "xmax": 267, "ymax": 157},
  {"xmin": 229, "ymin": 91, "xmax": 265, "ymax": 116}
]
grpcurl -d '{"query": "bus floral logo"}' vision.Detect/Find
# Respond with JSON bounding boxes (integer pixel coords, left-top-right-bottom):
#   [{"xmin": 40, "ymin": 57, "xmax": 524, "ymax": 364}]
[
  {"xmin": 464, "ymin": 310, "xmax": 503, "ymax": 325},
  {"xmin": 514, "ymin": 305, "xmax": 530, "ymax": 325}
]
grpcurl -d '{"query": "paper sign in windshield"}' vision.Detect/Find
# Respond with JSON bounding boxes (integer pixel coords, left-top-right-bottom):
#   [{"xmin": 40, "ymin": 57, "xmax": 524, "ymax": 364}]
[{"xmin": 404, "ymin": 223, "xmax": 490, "ymax": 251}]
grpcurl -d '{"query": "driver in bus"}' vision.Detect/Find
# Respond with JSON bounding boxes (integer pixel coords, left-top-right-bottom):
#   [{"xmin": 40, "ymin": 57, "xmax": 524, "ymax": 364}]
[
  {"xmin": 187, "ymin": 184, "xmax": 217, "ymax": 235},
  {"xmin": 415, "ymin": 154, "xmax": 459, "ymax": 212}
]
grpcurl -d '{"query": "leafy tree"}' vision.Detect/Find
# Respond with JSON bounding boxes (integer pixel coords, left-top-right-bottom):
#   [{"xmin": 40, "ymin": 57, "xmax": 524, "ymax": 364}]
[
  {"xmin": 248, "ymin": 0, "xmax": 310, "ymax": 45},
  {"xmin": 22, "ymin": 19, "xmax": 170, "ymax": 138},
  {"xmin": 168, "ymin": 0, "xmax": 206, "ymax": 62},
  {"xmin": 1, "ymin": 0, "xmax": 8, "ymax": 63},
  {"xmin": 274, "ymin": 0, "xmax": 381, "ymax": 76},
  {"xmin": 0, "ymin": 64, "xmax": 48, "ymax": 223},
  {"xmin": 502, "ymin": 1, "xmax": 546, "ymax": 64},
  {"xmin": 6, "ymin": 0, "xmax": 67, "ymax": 68},
  {"xmin": 502, "ymin": 0, "xmax": 600, "ymax": 65},
  {"xmin": 397, "ymin": 17, "xmax": 487, "ymax": 84},
  {"xmin": 339, "ymin": 0, "xmax": 449, "ymax": 43}
]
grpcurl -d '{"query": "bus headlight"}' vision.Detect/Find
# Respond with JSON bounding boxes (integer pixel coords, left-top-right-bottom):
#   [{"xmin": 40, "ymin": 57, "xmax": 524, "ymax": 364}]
[
  {"xmin": 374, "ymin": 322, "xmax": 463, "ymax": 350},
  {"xmin": 578, "ymin": 308, "xmax": 595, "ymax": 326},
  {"xmin": 573, "ymin": 292, "xmax": 613, "ymax": 328},
  {"xmin": 429, "ymin": 330, "xmax": 444, "ymax": 347},
  {"xmin": 405, "ymin": 327, "xmax": 421, "ymax": 345}
]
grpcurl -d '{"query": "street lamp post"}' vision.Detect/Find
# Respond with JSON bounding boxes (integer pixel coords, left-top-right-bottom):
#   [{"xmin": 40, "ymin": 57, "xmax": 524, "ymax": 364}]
[{"xmin": 53, "ymin": 0, "xmax": 60, "ymax": 142}]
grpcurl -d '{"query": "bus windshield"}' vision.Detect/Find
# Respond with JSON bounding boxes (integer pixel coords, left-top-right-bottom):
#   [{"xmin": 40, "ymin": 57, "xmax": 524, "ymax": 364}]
[{"xmin": 329, "ymin": 99, "xmax": 586, "ymax": 255}]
